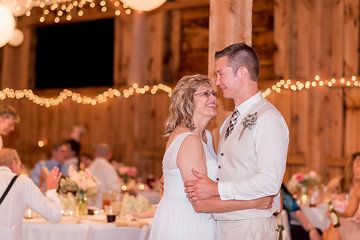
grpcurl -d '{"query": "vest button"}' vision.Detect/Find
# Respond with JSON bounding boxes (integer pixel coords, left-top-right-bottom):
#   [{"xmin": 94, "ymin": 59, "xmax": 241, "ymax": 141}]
[
  {"xmin": 218, "ymin": 165, "xmax": 221, "ymax": 169},
  {"xmin": 216, "ymin": 178, "xmax": 219, "ymax": 181},
  {"xmin": 220, "ymin": 153, "xmax": 224, "ymax": 156}
]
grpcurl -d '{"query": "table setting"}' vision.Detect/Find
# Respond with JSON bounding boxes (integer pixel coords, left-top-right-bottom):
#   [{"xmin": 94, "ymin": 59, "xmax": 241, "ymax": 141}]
[
  {"xmin": 21, "ymin": 165, "xmax": 156, "ymax": 240},
  {"xmin": 22, "ymin": 210, "xmax": 152, "ymax": 240}
]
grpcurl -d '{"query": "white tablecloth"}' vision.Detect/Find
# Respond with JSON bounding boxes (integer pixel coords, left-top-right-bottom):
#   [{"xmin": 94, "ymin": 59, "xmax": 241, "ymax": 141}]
[
  {"xmin": 22, "ymin": 216, "xmax": 151, "ymax": 240},
  {"xmin": 302, "ymin": 206, "xmax": 330, "ymax": 231}
]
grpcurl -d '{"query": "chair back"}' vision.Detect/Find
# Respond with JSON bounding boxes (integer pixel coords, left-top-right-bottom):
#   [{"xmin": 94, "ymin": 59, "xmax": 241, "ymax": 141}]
[{"xmin": 275, "ymin": 210, "xmax": 292, "ymax": 240}]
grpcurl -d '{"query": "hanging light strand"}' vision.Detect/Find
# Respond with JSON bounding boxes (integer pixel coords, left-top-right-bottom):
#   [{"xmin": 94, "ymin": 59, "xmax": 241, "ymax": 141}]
[
  {"xmin": 1, "ymin": 76, "xmax": 359, "ymax": 108},
  {"xmin": 262, "ymin": 75, "xmax": 359, "ymax": 98},
  {"xmin": 29, "ymin": 0, "xmax": 132, "ymax": 23},
  {"xmin": 0, "ymin": 83, "xmax": 172, "ymax": 108}
]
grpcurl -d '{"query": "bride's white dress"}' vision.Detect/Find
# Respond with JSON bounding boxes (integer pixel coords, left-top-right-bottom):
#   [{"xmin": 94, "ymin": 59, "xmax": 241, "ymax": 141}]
[{"xmin": 149, "ymin": 131, "xmax": 218, "ymax": 240}]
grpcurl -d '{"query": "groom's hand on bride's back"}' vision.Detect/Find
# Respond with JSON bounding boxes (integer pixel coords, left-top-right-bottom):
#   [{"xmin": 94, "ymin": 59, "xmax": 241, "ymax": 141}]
[{"xmin": 184, "ymin": 169, "xmax": 219, "ymax": 201}]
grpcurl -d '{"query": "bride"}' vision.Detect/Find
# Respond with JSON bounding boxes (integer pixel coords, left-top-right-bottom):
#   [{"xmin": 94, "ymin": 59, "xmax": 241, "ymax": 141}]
[{"xmin": 149, "ymin": 74, "xmax": 273, "ymax": 240}]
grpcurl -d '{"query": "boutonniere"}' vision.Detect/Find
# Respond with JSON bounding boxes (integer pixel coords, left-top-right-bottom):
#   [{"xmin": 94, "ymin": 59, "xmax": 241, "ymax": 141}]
[{"xmin": 239, "ymin": 112, "xmax": 258, "ymax": 140}]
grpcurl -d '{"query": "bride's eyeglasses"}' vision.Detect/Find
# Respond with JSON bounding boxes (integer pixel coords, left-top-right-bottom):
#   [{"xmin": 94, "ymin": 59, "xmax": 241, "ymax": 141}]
[{"xmin": 194, "ymin": 90, "xmax": 217, "ymax": 98}]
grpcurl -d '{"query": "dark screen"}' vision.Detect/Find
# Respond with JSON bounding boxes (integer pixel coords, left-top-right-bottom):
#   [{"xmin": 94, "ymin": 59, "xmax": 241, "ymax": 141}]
[{"xmin": 35, "ymin": 18, "xmax": 114, "ymax": 89}]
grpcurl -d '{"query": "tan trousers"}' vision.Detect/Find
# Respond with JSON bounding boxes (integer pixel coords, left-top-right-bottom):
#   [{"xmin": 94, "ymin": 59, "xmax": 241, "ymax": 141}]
[{"xmin": 216, "ymin": 216, "xmax": 277, "ymax": 240}]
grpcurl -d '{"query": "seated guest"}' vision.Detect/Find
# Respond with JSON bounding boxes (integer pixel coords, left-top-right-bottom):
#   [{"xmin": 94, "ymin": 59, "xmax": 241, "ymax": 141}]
[
  {"xmin": 323, "ymin": 152, "xmax": 360, "ymax": 240},
  {"xmin": 281, "ymin": 184, "xmax": 322, "ymax": 240},
  {"xmin": 62, "ymin": 139, "xmax": 81, "ymax": 176},
  {"xmin": 69, "ymin": 125, "xmax": 86, "ymax": 142},
  {"xmin": 30, "ymin": 142, "xmax": 68, "ymax": 186},
  {"xmin": 88, "ymin": 143, "xmax": 122, "ymax": 208},
  {"xmin": 0, "ymin": 148, "xmax": 62, "ymax": 240},
  {"xmin": 0, "ymin": 105, "xmax": 20, "ymax": 149},
  {"xmin": 79, "ymin": 152, "xmax": 93, "ymax": 170}
]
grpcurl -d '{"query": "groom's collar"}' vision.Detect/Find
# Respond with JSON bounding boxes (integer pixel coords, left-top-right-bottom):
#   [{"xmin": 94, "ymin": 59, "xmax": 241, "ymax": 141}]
[{"xmin": 234, "ymin": 92, "xmax": 263, "ymax": 115}]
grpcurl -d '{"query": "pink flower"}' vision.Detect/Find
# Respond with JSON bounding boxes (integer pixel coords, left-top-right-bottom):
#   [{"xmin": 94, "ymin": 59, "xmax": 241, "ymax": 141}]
[
  {"xmin": 295, "ymin": 173, "xmax": 305, "ymax": 182},
  {"xmin": 119, "ymin": 166, "xmax": 129, "ymax": 175},
  {"xmin": 118, "ymin": 166, "xmax": 137, "ymax": 177},
  {"xmin": 127, "ymin": 167, "xmax": 137, "ymax": 177}
]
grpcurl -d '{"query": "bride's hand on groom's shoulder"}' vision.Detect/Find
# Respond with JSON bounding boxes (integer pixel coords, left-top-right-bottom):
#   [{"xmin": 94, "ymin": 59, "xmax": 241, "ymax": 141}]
[
  {"xmin": 254, "ymin": 196, "xmax": 274, "ymax": 210},
  {"xmin": 184, "ymin": 169, "xmax": 219, "ymax": 201}
]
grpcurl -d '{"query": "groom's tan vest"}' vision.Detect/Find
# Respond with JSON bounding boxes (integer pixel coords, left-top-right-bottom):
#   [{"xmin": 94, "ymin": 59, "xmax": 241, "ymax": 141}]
[{"xmin": 214, "ymin": 98, "xmax": 281, "ymax": 221}]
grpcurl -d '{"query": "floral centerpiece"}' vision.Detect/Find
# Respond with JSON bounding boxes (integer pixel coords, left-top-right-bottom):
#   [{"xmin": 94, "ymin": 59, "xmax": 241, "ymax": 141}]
[
  {"xmin": 58, "ymin": 165, "xmax": 97, "ymax": 215},
  {"xmin": 118, "ymin": 165, "xmax": 137, "ymax": 184},
  {"xmin": 287, "ymin": 171, "xmax": 321, "ymax": 195},
  {"xmin": 119, "ymin": 193, "xmax": 153, "ymax": 220}
]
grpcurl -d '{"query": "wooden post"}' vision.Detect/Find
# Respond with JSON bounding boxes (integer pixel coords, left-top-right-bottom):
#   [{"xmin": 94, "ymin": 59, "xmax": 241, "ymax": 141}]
[
  {"xmin": 1, "ymin": 27, "xmax": 33, "ymax": 89},
  {"xmin": 208, "ymin": 0, "xmax": 253, "ymax": 147}
]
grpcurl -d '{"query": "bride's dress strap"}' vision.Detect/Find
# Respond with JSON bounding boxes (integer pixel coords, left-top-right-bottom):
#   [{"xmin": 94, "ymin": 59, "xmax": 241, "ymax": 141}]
[{"xmin": 163, "ymin": 132, "xmax": 195, "ymax": 170}]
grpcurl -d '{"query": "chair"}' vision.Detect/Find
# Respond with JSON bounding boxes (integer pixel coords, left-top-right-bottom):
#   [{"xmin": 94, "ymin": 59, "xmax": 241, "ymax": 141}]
[
  {"xmin": 275, "ymin": 210, "xmax": 292, "ymax": 240},
  {"xmin": 0, "ymin": 226, "xmax": 15, "ymax": 240}
]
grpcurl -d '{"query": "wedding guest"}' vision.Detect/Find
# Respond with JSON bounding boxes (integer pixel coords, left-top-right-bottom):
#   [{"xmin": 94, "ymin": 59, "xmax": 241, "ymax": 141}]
[
  {"xmin": 69, "ymin": 124, "xmax": 87, "ymax": 170},
  {"xmin": 281, "ymin": 184, "xmax": 322, "ymax": 240},
  {"xmin": 0, "ymin": 105, "xmax": 20, "ymax": 149},
  {"xmin": 0, "ymin": 148, "xmax": 62, "ymax": 240},
  {"xmin": 323, "ymin": 152, "xmax": 360, "ymax": 240},
  {"xmin": 30, "ymin": 142, "xmax": 68, "ymax": 187},
  {"xmin": 88, "ymin": 143, "xmax": 122, "ymax": 208},
  {"xmin": 70, "ymin": 124, "xmax": 87, "ymax": 142},
  {"xmin": 62, "ymin": 139, "xmax": 81, "ymax": 176},
  {"xmin": 79, "ymin": 152, "xmax": 93, "ymax": 170}
]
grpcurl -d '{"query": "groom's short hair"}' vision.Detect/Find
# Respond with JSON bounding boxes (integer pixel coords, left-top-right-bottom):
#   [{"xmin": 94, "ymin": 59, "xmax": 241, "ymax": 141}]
[{"xmin": 215, "ymin": 43, "xmax": 259, "ymax": 81}]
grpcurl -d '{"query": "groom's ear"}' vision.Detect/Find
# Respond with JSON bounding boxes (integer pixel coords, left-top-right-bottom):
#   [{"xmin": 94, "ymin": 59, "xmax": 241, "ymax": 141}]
[{"xmin": 236, "ymin": 66, "xmax": 249, "ymax": 81}]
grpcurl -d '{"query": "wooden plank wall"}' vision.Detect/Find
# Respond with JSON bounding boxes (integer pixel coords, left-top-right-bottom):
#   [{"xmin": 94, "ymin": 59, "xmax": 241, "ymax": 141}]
[
  {"xmin": 0, "ymin": 0, "xmax": 214, "ymax": 179},
  {"xmin": 273, "ymin": 0, "xmax": 359, "ymax": 182},
  {"xmin": 0, "ymin": 0, "xmax": 359, "ymax": 182}
]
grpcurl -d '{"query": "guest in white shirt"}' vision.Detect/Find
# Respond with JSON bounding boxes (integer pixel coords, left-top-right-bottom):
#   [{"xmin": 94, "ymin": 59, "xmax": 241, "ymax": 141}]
[
  {"xmin": 88, "ymin": 143, "xmax": 122, "ymax": 208},
  {"xmin": 184, "ymin": 43, "xmax": 289, "ymax": 240},
  {"xmin": 0, "ymin": 105, "xmax": 20, "ymax": 149},
  {"xmin": 0, "ymin": 148, "xmax": 62, "ymax": 240}
]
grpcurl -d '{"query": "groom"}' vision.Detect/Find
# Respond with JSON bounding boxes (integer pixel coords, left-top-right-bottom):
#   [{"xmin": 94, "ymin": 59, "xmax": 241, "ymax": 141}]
[{"xmin": 184, "ymin": 43, "xmax": 289, "ymax": 240}]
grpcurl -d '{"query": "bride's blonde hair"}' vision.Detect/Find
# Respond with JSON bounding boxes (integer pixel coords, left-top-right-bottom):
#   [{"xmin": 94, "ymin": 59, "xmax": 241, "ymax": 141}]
[{"xmin": 164, "ymin": 74, "xmax": 211, "ymax": 135}]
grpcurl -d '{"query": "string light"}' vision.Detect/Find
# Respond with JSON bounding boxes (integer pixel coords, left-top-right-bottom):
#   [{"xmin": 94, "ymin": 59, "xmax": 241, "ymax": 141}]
[
  {"xmin": 0, "ymin": 84, "xmax": 173, "ymax": 108},
  {"xmin": 262, "ymin": 76, "xmax": 360, "ymax": 98},
  {"xmin": 29, "ymin": 0, "xmax": 134, "ymax": 23},
  {"xmin": 1, "ymin": 76, "xmax": 359, "ymax": 107}
]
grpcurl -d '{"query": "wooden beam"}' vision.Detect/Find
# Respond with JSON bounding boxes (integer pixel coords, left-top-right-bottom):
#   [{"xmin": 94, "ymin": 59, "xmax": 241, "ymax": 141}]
[
  {"xmin": 158, "ymin": 0, "xmax": 209, "ymax": 12},
  {"xmin": 325, "ymin": 158, "xmax": 347, "ymax": 167},
  {"xmin": 287, "ymin": 154, "xmax": 306, "ymax": 165},
  {"xmin": 209, "ymin": 0, "xmax": 253, "ymax": 148},
  {"xmin": 344, "ymin": 0, "xmax": 359, "ymax": 75}
]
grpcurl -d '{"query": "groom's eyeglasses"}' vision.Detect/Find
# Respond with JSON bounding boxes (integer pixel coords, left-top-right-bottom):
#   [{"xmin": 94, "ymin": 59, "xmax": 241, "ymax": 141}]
[{"xmin": 194, "ymin": 90, "xmax": 217, "ymax": 98}]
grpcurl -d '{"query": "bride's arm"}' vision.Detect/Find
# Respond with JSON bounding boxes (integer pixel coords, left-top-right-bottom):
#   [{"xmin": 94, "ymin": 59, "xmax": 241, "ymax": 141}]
[
  {"xmin": 192, "ymin": 196, "xmax": 273, "ymax": 213},
  {"xmin": 177, "ymin": 134, "xmax": 208, "ymax": 212}
]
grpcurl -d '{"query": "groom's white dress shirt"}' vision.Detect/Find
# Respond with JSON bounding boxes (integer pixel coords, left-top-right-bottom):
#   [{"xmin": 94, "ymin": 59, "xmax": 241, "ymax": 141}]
[{"xmin": 214, "ymin": 92, "xmax": 289, "ymax": 220}]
